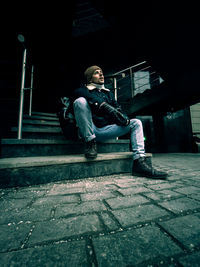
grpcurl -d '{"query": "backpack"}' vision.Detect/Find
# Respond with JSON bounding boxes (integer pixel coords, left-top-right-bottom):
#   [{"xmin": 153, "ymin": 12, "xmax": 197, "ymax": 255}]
[{"xmin": 57, "ymin": 97, "xmax": 78, "ymax": 140}]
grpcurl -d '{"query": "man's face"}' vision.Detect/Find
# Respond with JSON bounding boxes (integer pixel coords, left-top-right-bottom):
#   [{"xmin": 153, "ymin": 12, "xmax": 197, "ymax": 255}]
[{"xmin": 91, "ymin": 69, "xmax": 104, "ymax": 84}]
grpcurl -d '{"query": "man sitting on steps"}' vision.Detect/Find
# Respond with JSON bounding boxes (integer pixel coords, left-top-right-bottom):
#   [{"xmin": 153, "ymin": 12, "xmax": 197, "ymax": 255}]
[{"xmin": 73, "ymin": 65, "xmax": 168, "ymax": 179}]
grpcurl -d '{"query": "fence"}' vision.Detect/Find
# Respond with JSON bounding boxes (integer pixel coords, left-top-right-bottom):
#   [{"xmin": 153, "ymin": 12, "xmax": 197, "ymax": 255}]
[{"xmin": 104, "ymin": 61, "xmax": 164, "ymax": 102}]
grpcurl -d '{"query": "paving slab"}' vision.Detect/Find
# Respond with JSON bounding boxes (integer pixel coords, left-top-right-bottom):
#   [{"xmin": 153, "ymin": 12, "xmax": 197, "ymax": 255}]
[
  {"xmin": 0, "ymin": 153, "xmax": 200, "ymax": 266},
  {"xmin": 158, "ymin": 197, "xmax": 200, "ymax": 214},
  {"xmin": 92, "ymin": 225, "xmax": 182, "ymax": 266},
  {"xmin": 158, "ymin": 213, "xmax": 200, "ymax": 250},
  {"xmin": 1, "ymin": 240, "xmax": 89, "ymax": 267},
  {"xmin": 111, "ymin": 204, "xmax": 170, "ymax": 227},
  {"xmin": 0, "ymin": 206, "xmax": 52, "ymax": 225},
  {"xmin": 0, "ymin": 222, "xmax": 33, "ymax": 253},
  {"xmin": 27, "ymin": 214, "xmax": 103, "ymax": 246},
  {"xmin": 105, "ymin": 194, "xmax": 149, "ymax": 210},
  {"xmin": 178, "ymin": 251, "xmax": 200, "ymax": 267}
]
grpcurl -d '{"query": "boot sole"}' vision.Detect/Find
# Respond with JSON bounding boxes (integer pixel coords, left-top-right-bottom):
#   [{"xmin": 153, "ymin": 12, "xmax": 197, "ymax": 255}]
[
  {"xmin": 132, "ymin": 172, "xmax": 168, "ymax": 179},
  {"xmin": 85, "ymin": 154, "xmax": 98, "ymax": 159}
]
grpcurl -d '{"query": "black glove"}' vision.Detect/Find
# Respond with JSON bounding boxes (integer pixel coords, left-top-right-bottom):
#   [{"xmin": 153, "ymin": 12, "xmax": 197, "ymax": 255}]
[{"xmin": 99, "ymin": 102, "xmax": 130, "ymax": 126}]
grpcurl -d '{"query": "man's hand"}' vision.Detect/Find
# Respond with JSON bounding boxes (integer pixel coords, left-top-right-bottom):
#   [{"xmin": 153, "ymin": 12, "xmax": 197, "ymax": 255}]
[{"xmin": 99, "ymin": 102, "xmax": 130, "ymax": 126}]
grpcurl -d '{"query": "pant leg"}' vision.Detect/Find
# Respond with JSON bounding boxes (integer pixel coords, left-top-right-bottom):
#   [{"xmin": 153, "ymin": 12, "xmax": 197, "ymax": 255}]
[
  {"xmin": 73, "ymin": 97, "xmax": 96, "ymax": 142},
  {"xmin": 129, "ymin": 119, "xmax": 145, "ymax": 160},
  {"xmin": 93, "ymin": 118, "xmax": 145, "ymax": 160}
]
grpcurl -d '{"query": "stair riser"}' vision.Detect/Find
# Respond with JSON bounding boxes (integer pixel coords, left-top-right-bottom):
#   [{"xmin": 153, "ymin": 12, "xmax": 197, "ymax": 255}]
[
  {"xmin": 0, "ymin": 158, "xmax": 132, "ymax": 188},
  {"xmin": 11, "ymin": 126, "xmax": 62, "ymax": 132},
  {"xmin": 31, "ymin": 112, "xmax": 57, "ymax": 117},
  {"xmin": 1, "ymin": 143, "xmax": 130, "ymax": 158},
  {"xmin": 23, "ymin": 115, "xmax": 58, "ymax": 121},
  {"xmin": 9, "ymin": 132, "xmax": 65, "ymax": 140},
  {"xmin": 23, "ymin": 120, "xmax": 60, "ymax": 126}
]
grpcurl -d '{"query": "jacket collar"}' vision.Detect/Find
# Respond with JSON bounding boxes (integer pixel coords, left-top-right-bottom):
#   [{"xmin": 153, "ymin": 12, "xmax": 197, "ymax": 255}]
[{"xmin": 86, "ymin": 83, "xmax": 110, "ymax": 91}]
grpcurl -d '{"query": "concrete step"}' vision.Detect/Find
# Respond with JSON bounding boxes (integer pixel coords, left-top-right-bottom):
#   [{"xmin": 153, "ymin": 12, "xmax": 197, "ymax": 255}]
[
  {"xmin": 9, "ymin": 111, "xmax": 62, "ymax": 139},
  {"xmin": 31, "ymin": 111, "xmax": 57, "ymax": 117},
  {"xmin": 8, "ymin": 131, "xmax": 64, "ymax": 140},
  {"xmin": 0, "ymin": 152, "xmax": 137, "ymax": 188},
  {"xmin": 0, "ymin": 139, "xmax": 130, "ymax": 158},
  {"xmin": 10, "ymin": 126, "xmax": 63, "ymax": 139},
  {"xmin": 23, "ymin": 114, "xmax": 59, "ymax": 121},
  {"xmin": 11, "ymin": 125, "xmax": 61, "ymax": 132},
  {"xmin": 22, "ymin": 119, "xmax": 60, "ymax": 126},
  {"xmin": 10, "ymin": 109, "xmax": 65, "ymax": 139}
]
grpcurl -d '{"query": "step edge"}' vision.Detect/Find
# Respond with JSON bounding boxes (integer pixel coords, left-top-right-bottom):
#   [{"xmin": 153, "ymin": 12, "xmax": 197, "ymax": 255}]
[
  {"xmin": 23, "ymin": 119, "xmax": 60, "ymax": 125},
  {"xmin": 31, "ymin": 111, "xmax": 57, "ymax": 117},
  {"xmin": 23, "ymin": 115, "xmax": 59, "ymax": 121},
  {"xmin": 1, "ymin": 139, "xmax": 130, "ymax": 145},
  {"xmin": 0, "ymin": 152, "xmax": 152, "ymax": 170},
  {"xmin": 0, "ymin": 152, "xmax": 134, "ymax": 169},
  {"xmin": 11, "ymin": 127, "xmax": 62, "ymax": 133}
]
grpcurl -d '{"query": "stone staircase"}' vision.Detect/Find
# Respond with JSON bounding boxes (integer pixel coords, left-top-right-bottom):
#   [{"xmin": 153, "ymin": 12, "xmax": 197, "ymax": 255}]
[{"xmin": 0, "ymin": 111, "xmax": 143, "ymax": 188}]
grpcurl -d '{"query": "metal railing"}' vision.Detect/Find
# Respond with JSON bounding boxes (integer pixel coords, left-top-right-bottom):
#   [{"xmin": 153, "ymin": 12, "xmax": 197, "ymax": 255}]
[
  {"xmin": 104, "ymin": 61, "xmax": 164, "ymax": 102},
  {"xmin": 17, "ymin": 34, "xmax": 34, "ymax": 139}
]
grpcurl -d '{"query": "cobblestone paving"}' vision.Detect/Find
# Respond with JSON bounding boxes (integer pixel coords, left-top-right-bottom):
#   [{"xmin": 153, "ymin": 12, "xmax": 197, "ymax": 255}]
[{"xmin": 0, "ymin": 153, "xmax": 200, "ymax": 266}]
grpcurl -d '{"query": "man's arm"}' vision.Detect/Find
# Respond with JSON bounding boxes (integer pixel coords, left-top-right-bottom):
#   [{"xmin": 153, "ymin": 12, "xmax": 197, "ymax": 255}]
[
  {"xmin": 99, "ymin": 102, "xmax": 130, "ymax": 126},
  {"xmin": 74, "ymin": 87, "xmax": 129, "ymax": 126}
]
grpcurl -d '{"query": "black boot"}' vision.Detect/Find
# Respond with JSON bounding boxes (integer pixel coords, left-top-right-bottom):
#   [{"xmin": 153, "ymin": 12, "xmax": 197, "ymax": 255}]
[
  {"xmin": 85, "ymin": 139, "xmax": 97, "ymax": 159},
  {"xmin": 132, "ymin": 157, "xmax": 168, "ymax": 179}
]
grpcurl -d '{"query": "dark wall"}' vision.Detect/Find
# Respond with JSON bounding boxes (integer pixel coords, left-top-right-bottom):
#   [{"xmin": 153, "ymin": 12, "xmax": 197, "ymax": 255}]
[
  {"xmin": 163, "ymin": 108, "xmax": 193, "ymax": 153},
  {"xmin": 140, "ymin": 108, "xmax": 193, "ymax": 153},
  {"xmin": 1, "ymin": 1, "xmax": 200, "ymax": 98}
]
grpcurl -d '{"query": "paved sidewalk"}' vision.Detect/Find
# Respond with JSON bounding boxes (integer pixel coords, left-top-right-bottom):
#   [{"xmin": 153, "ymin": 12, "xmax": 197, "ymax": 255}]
[{"xmin": 0, "ymin": 153, "xmax": 200, "ymax": 266}]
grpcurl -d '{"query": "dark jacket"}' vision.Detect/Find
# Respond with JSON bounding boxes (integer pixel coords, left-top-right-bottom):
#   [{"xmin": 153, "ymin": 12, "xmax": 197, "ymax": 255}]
[{"xmin": 73, "ymin": 85, "xmax": 121, "ymax": 128}]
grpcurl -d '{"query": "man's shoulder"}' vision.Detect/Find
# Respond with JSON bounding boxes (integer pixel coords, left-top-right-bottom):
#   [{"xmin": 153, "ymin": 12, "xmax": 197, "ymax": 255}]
[
  {"xmin": 74, "ymin": 85, "xmax": 87, "ymax": 94},
  {"xmin": 75, "ymin": 85, "xmax": 87, "ymax": 90},
  {"xmin": 73, "ymin": 85, "xmax": 89, "ymax": 100}
]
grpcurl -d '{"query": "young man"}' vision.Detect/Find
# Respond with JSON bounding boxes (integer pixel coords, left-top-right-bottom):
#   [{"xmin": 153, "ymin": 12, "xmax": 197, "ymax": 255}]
[{"xmin": 73, "ymin": 65, "xmax": 168, "ymax": 179}]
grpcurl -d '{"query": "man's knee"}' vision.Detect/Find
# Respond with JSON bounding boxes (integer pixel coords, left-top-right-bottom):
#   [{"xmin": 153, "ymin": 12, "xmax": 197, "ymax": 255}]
[
  {"xmin": 130, "ymin": 118, "xmax": 143, "ymax": 128},
  {"xmin": 73, "ymin": 97, "xmax": 88, "ymax": 109}
]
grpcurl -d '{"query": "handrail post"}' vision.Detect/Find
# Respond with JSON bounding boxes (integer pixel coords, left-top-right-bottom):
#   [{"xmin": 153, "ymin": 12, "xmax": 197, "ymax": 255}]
[
  {"xmin": 17, "ymin": 48, "xmax": 27, "ymax": 139},
  {"xmin": 113, "ymin": 77, "xmax": 117, "ymax": 101},
  {"xmin": 113, "ymin": 77, "xmax": 118, "ymax": 140},
  {"xmin": 130, "ymin": 67, "xmax": 134, "ymax": 98},
  {"xmin": 29, "ymin": 65, "xmax": 34, "ymax": 116}
]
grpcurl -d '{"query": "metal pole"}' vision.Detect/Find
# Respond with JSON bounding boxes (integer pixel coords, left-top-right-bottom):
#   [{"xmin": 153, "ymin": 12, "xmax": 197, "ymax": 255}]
[
  {"xmin": 113, "ymin": 77, "xmax": 118, "ymax": 140},
  {"xmin": 29, "ymin": 65, "xmax": 34, "ymax": 116},
  {"xmin": 17, "ymin": 48, "xmax": 27, "ymax": 139},
  {"xmin": 130, "ymin": 68, "xmax": 134, "ymax": 98},
  {"xmin": 113, "ymin": 77, "xmax": 117, "ymax": 101}
]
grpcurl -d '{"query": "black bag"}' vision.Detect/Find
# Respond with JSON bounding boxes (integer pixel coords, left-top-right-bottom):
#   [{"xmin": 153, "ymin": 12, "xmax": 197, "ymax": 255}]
[{"xmin": 57, "ymin": 97, "xmax": 78, "ymax": 140}]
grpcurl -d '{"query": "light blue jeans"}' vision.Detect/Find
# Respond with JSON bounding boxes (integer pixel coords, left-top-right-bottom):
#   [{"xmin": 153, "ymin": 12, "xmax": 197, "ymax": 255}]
[{"xmin": 73, "ymin": 97, "xmax": 145, "ymax": 160}]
